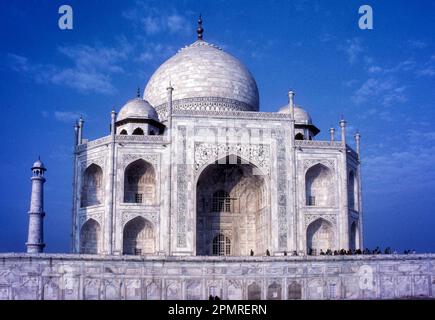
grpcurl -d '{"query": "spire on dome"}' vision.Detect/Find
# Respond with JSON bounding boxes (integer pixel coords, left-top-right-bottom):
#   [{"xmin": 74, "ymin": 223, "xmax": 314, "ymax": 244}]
[
  {"xmin": 197, "ymin": 14, "xmax": 204, "ymax": 40},
  {"xmin": 137, "ymin": 87, "xmax": 141, "ymax": 98}
]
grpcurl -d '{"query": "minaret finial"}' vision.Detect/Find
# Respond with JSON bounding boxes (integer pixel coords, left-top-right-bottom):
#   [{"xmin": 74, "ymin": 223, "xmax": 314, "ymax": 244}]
[
  {"xmin": 137, "ymin": 87, "xmax": 141, "ymax": 98},
  {"xmin": 197, "ymin": 14, "xmax": 204, "ymax": 40}
]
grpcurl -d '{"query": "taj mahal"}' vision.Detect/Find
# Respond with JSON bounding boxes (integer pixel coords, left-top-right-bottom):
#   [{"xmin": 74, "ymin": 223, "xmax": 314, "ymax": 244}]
[
  {"xmin": 1, "ymin": 17, "xmax": 434, "ymax": 300},
  {"xmin": 68, "ymin": 17, "xmax": 362, "ymax": 257}
]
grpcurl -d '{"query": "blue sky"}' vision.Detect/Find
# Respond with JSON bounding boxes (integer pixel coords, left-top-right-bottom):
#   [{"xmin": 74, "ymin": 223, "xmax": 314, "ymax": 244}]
[{"xmin": 0, "ymin": 0, "xmax": 434, "ymax": 253}]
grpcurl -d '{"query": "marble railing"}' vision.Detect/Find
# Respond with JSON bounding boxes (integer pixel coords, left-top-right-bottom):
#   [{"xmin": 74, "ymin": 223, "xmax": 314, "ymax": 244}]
[
  {"xmin": 295, "ymin": 140, "xmax": 359, "ymax": 158},
  {"xmin": 76, "ymin": 135, "xmax": 111, "ymax": 152},
  {"xmin": 76, "ymin": 135, "xmax": 167, "ymax": 152},
  {"xmin": 115, "ymin": 135, "xmax": 166, "ymax": 144},
  {"xmin": 295, "ymin": 140, "xmax": 342, "ymax": 148}
]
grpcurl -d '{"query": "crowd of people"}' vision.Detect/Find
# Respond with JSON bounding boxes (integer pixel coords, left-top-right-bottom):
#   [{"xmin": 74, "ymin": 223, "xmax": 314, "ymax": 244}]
[
  {"xmin": 307, "ymin": 246, "xmax": 417, "ymax": 256},
  {"xmin": 247, "ymin": 247, "xmax": 417, "ymax": 256}
]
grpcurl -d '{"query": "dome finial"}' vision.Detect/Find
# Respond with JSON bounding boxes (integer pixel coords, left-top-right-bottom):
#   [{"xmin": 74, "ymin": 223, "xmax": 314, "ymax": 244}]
[
  {"xmin": 167, "ymin": 80, "xmax": 173, "ymax": 91},
  {"xmin": 197, "ymin": 14, "xmax": 204, "ymax": 40},
  {"xmin": 137, "ymin": 87, "xmax": 141, "ymax": 98}
]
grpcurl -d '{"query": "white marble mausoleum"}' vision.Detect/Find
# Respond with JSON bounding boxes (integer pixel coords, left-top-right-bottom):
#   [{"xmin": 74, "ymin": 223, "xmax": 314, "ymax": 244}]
[{"xmin": 71, "ymin": 18, "xmax": 363, "ymax": 258}]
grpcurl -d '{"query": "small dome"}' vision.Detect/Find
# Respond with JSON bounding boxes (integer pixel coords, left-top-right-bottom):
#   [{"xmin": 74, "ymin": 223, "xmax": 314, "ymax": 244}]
[
  {"xmin": 144, "ymin": 40, "xmax": 259, "ymax": 113},
  {"xmin": 117, "ymin": 98, "xmax": 159, "ymax": 122},
  {"xmin": 32, "ymin": 159, "xmax": 45, "ymax": 170},
  {"xmin": 278, "ymin": 105, "xmax": 312, "ymax": 125}
]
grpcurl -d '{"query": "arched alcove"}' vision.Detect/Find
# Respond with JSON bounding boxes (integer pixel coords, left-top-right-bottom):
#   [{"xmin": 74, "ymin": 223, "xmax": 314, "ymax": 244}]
[
  {"xmin": 267, "ymin": 282, "xmax": 282, "ymax": 300},
  {"xmin": 80, "ymin": 164, "xmax": 103, "ymax": 207},
  {"xmin": 80, "ymin": 219, "xmax": 101, "ymax": 254},
  {"xmin": 306, "ymin": 218, "xmax": 334, "ymax": 253},
  {"xmin": 123, "ymin": 216, "xmax": 155, "ymax": 255},
  {"xmin": 124, "ymin": 159, "xmax": 156, "ymax": 204},
  {"xmin": 288, "ymin": 282, "xmax": 302, "ymax": 300},
  {"xmin": 295, "ymin": 133, "xmax": 304, "ymax": 140},
  {"xmin": 349, "ymin": 221, "xmax": 359, "ymax": 251},
  {"xmin": 248, "ymin": 282, "xmax": 262, "ymax": 300},
  {"xmin": 132, "ymin": 128, "xmax": 144, "ymax": 135},
  {"xmin": 305, "ymin": 164, "xmax": 335, "ymax": 207},
  {"xmin": 348, "ymin": 170, "xmax": 358, "ymax": 211}
]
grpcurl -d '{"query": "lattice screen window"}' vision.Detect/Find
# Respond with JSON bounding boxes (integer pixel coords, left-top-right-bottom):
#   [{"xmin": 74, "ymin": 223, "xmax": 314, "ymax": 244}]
[
  {"xmin": 212, "ymin": 190, "xmax": 232, "ymax": 212},
  {"xmin": 212, "ymin": 234, "xmax": 231, "ymax": 256},
  {"xmin": 135, "ymin": 193, "xmax": 143, "ymax": 204},
  {"xmin": 307, "ymin": 196, "xmax": 316, "ymax": 206}
]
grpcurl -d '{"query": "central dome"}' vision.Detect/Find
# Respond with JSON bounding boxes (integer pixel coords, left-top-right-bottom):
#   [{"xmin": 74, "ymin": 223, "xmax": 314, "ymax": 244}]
[{"xmin": 144, "ymin": 40, "xmax": 259, "ymax": 117}]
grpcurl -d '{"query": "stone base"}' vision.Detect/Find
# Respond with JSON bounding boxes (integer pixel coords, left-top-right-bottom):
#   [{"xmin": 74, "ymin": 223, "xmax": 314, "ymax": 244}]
[{"xmin": 0, "ymin": 253, "xmax": 434, "ymax": 300}]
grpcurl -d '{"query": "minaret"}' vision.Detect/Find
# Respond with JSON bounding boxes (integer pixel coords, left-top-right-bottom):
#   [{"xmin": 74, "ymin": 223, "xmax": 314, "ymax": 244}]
[
  {"xmin": 355, "ymin": 131, "xmax": 361, "ymax": 161},
  {"xmin": 77, "ymin": 116, "xmax": 84, "ymax": 145},
  {"xmin": 26, "ymin": 158, "xmax": 46, "ymax": 253},
  {"xmin": 105, "ymin": 109, "xmax": 117, "ymax": 254},
  {"xmin": 166, "ymin": 82, "xmax": 174, "ymax": 254},
  {"xmin": 329, "ymin": 127, "xmax": 335, "ymax": 143},
  {"xmin": 338, "ymin": 117, "xmax": 349, "ymax": 249},
  {"xmin": 288, "ymin": 90, "xmax": 297, "ymax": 253},
  {"xmin": 339, "ymin": 117, "xmax": 347, "ymax": 146},
  {"xmin": 288, "ymin": 90, "xmax": 295, "ymax": 118},
  {"xmin": 167, "ymin": 82, "xmax": 174, "ymax": 132}
]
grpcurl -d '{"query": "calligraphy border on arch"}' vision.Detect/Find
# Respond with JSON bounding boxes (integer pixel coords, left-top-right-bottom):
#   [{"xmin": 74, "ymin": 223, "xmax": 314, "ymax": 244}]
[
  {"xmin": 121, "ymin": 154, "xmax": 159, "ymax": 170},
  {"xmin": 78, "ymin": 211, "xmax": 103, "ymax": 229},
  {"xmin": 273, "ymin": 129, "xmax": 288, "ymax": 250},
  {"xmin": 302, "ymin": 159, "xmax": 336, "ymax": 173},
  {"xmin": 193, "ymin": 142, "xmax": 270, "ymax": 176},
  {"xmin": 120, "ymin": 210, "xmax": 159, "ymax": 228},
  {"xmin": 177, "ymin": 126, "xmax": 187, "ymax": 248},
  {"xmin": 79, "ymin": 157, "xmax": 106, "ymax": 172},
  {"xmin": 304, "ymin": 214, "xmax": 337, "ymax": 228}
]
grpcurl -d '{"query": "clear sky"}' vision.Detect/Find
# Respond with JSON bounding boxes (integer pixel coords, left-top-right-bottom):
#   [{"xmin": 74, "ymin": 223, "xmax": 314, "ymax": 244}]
[{"xmin": 0, "ymin": 0, "xmax": 434, "ymax": 253}]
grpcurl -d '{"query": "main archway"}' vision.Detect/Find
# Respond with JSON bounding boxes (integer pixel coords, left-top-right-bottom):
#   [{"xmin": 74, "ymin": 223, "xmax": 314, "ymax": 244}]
[{"xmin": 196, "ymin": 155, "xmax": 269, "ymax": 256}]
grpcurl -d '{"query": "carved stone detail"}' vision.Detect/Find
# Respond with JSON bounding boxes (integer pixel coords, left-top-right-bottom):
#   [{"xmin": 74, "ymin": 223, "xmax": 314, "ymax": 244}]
[
  {"xmin": 193, "ymin": 126, "xmax": 219, "ymax": 136},
  {"xmin": 79, "ymin": 212, "xmax": 103, "ymax": 228},
  {"xmin": 121, "ymin": 154, "xmax": 159, "ymax": 169},
  {"xmin": 154, "ymin": 100, "xmax": 292, "ymax": 122},
  {"xmin": 304, "ymin": 214, "xmax": 337, "ymax": 227},
  {"xmin": 80, "ymin": 158, "xmax": 105, "ymax": 172},
  {"xmin": 177, "ymin": 126, "xmax": 187, "ymax": 247},
  {"xmin": 273, "ymin": 129, "xmax": 288, "ymax": 249},
  {"xmin": 295, "ymin": 140, "xmax": 342, "ymax": 148},
  {"xmin": 120, "ymin": 211, "xmax": 159, "ymax": 227},
  {"xmin": 77, "ymin": 135, "xmax": 166, "ymax": 153},
  {"xmin": 155, "ymin": 97, "xmax": 256, "ymax": 120},
  {"xmin": 116, "ymin": 135, "xmax": 165, "ymax": 143},
  {"xmin": 302, "ymin": 159, "xmax": 335, "ymax": 172},
  {"xmin": 194, "ymin": 142, "xmax": 270, "ymax": 175},
  {"xmin": 76, "ymin": 136, "xmax": 111, "ymax": 153}
]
